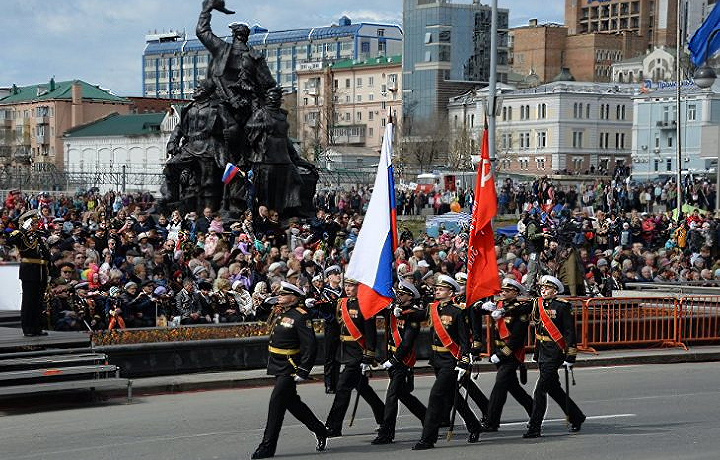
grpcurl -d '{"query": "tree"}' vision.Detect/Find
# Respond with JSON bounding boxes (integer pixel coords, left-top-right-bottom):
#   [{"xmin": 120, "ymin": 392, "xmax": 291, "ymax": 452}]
[{"xmin": 448, "ymin": 125, "xmax": 475, "ymax": 170}]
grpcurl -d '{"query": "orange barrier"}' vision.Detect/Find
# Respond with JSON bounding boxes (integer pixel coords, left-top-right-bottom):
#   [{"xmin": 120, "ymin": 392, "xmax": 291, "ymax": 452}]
[
  {"xmin": 582, "ymin": 297, "xmax": 686, "ymax": 350},
  {"xmin": 677, "ymin": 296, "xmax": 720, "ymax": 345}
]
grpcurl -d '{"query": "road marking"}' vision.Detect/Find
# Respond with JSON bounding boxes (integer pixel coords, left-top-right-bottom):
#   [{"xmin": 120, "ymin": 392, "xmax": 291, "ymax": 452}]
[{"xmin": 499, "ymin": 413, "xmax": 636, "ymax": 427}]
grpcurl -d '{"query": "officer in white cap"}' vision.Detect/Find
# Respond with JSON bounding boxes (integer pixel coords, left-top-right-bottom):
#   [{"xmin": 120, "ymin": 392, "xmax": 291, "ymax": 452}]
[
  {"xmin": 8, "ymin": 209, "xmax": 51, "ymax": 336},
  {"xmin": 252, "ymin": 281, "xmax": 328, "ymax": 459},
  {"xmin": 372, "ymin": 279, "xmax": 427, "ymax": 445},
  {"xmin": 523, "ymin": 275, "xmax": 585, "ymax": 438},
  {"xmin": 480, "ymin": 277, "xmax": 534, "ymax": 432},
  {"xmin": 413, "ymin": 274, "xmax": 482, "ymax": 449},
  {"xmin": 316, "ymin": 264, "xmax": 343, "ymax": 394}
]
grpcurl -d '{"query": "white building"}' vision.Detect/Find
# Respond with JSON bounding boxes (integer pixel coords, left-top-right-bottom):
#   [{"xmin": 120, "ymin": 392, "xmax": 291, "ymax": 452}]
[
  {"xmin": 611, "ymin": 47, "xmax": 675, "ymax": 84},
  {"xmin": 631, "ymin": 86, "xmax": 720, "ymax": 178},
  {"xmin": 63, "ymin": 112, "xmax": 178, "ymax": 194},
  {"xmin": 448, "ymin": 79, "xmax": 637, "ymax": 175}
]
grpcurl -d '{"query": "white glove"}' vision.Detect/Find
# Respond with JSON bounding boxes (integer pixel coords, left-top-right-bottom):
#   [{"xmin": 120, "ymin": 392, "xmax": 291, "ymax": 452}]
[
  {"xmin": 454, "ymin": 367, "xmax": 467, "ymax": 381},
  {"xmin": 490, "ymin": 354, "xmax": 501, "ymax": 364},
  {"xmin": 361, "ymin": 363, "xmax": 372, "ymax": 375},
  {"xmin": 304, "ymin": 298, "xmax": 317, "ymax": 308},
  {"xmin": 393, "ymin": 306, "xmax": 403, "ymax": 317},
  {"xmin": 562, "ymin": 361, "xmax": 574, "ymax": 369},
  {"xmin": 293, "ymin": 374, "xmax": 307, "ymax": 382},
  {"xmin": 481, "ymin": 301, "xmax": 496, "ymax": 312},
  {"xmin": 491, "ymin": 308, "xmax": 505, "ymax": 320},
  {"xmin": 382, "ymin": 360, "xmax": 393, "ymax": 369}
]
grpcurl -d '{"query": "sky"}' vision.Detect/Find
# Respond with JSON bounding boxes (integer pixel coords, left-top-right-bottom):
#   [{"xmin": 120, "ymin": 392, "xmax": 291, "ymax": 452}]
[{"xmin": 0, "ymin": 0, "xmax": 565, "ymax": 96}]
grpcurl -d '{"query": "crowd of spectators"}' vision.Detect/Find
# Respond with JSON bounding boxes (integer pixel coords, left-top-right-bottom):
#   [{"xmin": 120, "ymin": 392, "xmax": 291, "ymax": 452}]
[{"xmin": 0, "ymin": 172, "xmax": 719, "ymax": 333}]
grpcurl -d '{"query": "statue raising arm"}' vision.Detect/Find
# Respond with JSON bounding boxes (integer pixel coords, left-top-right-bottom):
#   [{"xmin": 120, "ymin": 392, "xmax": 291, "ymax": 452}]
[{"xmin": 197, "ymin": 0, "xmax": 235, "ymax": 58}]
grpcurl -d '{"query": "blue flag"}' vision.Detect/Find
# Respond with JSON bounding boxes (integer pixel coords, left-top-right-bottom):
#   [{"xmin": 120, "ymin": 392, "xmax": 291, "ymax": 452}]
[{"xmin": 689, "ymin": 4, "xmax": 720, "ymax": 67}]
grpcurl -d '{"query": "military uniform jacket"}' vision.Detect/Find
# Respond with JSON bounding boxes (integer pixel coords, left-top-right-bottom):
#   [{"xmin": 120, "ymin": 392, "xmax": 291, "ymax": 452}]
[
  {"xmin": 428, "ymin": 299, "xmax": 471, "ymax": 369},
  {"xmin": 531, "ymin": 297, "xmax": 577, "ymax": 363},
  {"xmin": 337, "ymin": 297, "xmax": 377, "ymax": 365},
  {"xmin": 385, "ymin": 301, "xmax": 425, "ymax": 366},
  {"xmin": 267, "ymin": 306, "xmax": 317, "ymax": 377},
  {"xmin": 8, "ymin": 229, "xmax": 50, "ymax": 282},
  {"xmin": 316, "ymin": 284, "xmax": 342, "ymax": 323},
  {"xmin": 490, "ymin": 298, "xmax": 532, "ymax": 362}
]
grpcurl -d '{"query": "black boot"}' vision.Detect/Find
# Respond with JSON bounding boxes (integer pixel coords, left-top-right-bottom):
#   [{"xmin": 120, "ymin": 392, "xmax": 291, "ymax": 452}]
[
  {"xmin": 371, "ymin": 435, "xmax": 393, "ymax": 445},
  {"xmin": 251, "ymin": 448, "xmax": 274, "ymax": 459},
  {"xmin": 467, "ymin": 429, "xmax": 481, "ymax": 443},
  {"xmin": 522, "ymin": 427, "xmax": 541, "ymax": 439},
  {"xmin": 569, "ymin": 415, "xmax": 586, "ymax": 433},
  {"xmin": 411, "ymin": 441, "xmax": 434, "ymax": 450},
  {"xmin": 315, "ymin": 431, "xmax": 328, "ymax": 451}
]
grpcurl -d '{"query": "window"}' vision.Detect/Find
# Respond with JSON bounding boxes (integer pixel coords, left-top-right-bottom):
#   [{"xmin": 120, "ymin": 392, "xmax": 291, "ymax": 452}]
[
  {"xmin": 573, "ymin": 131, "xmax": 584, "ymax": 148},
  {"xmin": 345, "ymin": 79, "xmax": 351, "ymax": 89},
  {"xmin": 688, "ymin": 104, "xmax": 697, "ymax": 121},
  {"xmin": 586, "ymin": 103, "xmax": 590, "ymax": 119},
  {"xmin": 573, "ymin": 103, "xmax": 578, "ymax": 118},
  {"xmin": 439, "ymin": 45, "xmax": 451, "ymax": 62},
  {"xmin": 381, "ymin": 118, "xmax": 387, "ymax": 126},
  {"xmin": 356, "ymin": 78, "xmax": 363, "ymax": 87},
  {"xmin": 536, "ymin": 131, "xmax": 547, "ymax": 149},
  {"xmin": 615, "ymin": 133, "xmax": 620, "ymax": 149},
  {"xmin": 620, "ymin": 133, "xmax": 626, "ymax": 149},
  {"xmin": 424, "ymin": 51, "xmax": 432, "ymax": 62},
  {"xmin": 361, "ymin": 41, "xmax": 370, "ymax": 53},
  {"xmin": 369, "ymin": 127, "xmax": 374, "ymax": 137},
  {"xmin": 344, "ymin": 112, "xmax": 350, "ymax": 121},
  {"xmin": 439, "ymin": 30, "xmax": 451, "ymax": 42},
  {"xmin": 377, "ymin": 29, "xmax": 385, "ymax": 37},
  {"xmin": 369, "ymin": 111, "xmax": 374, "ymax": 121},
  {"xmin": 356, "ymin": 95, "xmax": 362, "ymax": 102},
  {"xmin": 507, "ymin": 107, "xmax": 512, "ymax": 120},
  {"xmin": 424, "ymin": 32, "xmax": 433, "ymax": 44},
  {"xmin": 668, "ymin": 136, "xmax": 673, "ymax": 148},
  {"xmin": 368, "ymin": 94, "xmax": 374, "ymax": 101},
  {"xmin": 654, "ymin": 159, "xmax": 660, "ymax": 172},
  {"xmin": 357, "ymin": 112, "xmax": 362, "ymax": 121},
  {"xmin": 537, "ymin": 103, "xmax": 547, "ymax": 119},
  {"xmin": 666, "ymin": 159, "xmax": 672, "ymax": 171},
  {"xmin": 368, "ymin": 77, "xmax": 374, "ymax": 87},
  {"xmin": 520, "ymin": 132, "xmax": 531, "ymax": 149}
]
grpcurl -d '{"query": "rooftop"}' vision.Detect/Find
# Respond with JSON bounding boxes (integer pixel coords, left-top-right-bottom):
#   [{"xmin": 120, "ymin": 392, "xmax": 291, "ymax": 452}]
[
  {"xmin": 64, "ymin": 113, "xmax": 165, "ymax": 138},
  {"xmin": 329, "ymin": 55, "xmax": 402, "ymax": 70},
  {"xmin": 0, "ymin": 80, "xmax": 129, "ymax": 105}
]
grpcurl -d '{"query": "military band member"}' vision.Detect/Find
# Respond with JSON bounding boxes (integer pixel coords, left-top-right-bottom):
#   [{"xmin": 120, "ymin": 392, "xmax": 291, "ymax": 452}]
[
  {"xmin": 523, "ymin": 275, "xmax": 586, "ymax": 438},
  {"xmin": 413, "ymin": 274, "xmax": 481, "ymax": 450},
  {"xmin": 480, "ymin": 278, "xmax": 533, "ymax": 431},
  {"xmin": 251, "ymin": 282, "xmax": 328, "ymax": 459},
  {"xmin": 324, "ymin": 278, "xmax": 385, "ymax": 437},
  {"xmin": 372, "ymin": 280, "xmax": 427, "ymax": 445},
  {"xmin": 8, "ymin": 209, "xmax": 51, "ymax": 337}
]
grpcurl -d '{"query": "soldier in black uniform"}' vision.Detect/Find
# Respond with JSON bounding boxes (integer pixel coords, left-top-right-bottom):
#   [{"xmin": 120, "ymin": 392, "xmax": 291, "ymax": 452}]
[
  {"xmin": 251, "ymin": 281, "xmax": 328, "ymax": 459},
  {"xmin": 318, "ymin": 265, "xmax": 343, "ymax": 394},
  {"xmin": 524, "ymin": 212, "xmax": 548, "ymax": 293},
  {"xmin": 324, "ymin": 278, "xmax": 384, "ymax": 437},
  {"xmin": 372, "ymin": 279, "xmax": 427, "ymax": 445},
  {"xmin": 523, "ymin": 275, "xmax": 586, "ymax": 438},
  {"xmin": 413, "ymin": 274, "xmax": 481, "ymax": 450},
  {"xmin": 8, "ymin": 209, "xmax": 51, "ymax": 336},
  {"xmin": 455, "ymin": 272, "xmax": 490, "ymax": 424},
  {"xmin": 480, "ymin": 278, "xmax": 533, "ymax": 431}
]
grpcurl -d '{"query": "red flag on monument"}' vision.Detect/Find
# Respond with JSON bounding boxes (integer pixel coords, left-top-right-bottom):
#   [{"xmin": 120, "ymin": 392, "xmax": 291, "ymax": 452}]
[{"xmin": 466, "ymin": 116, "xmax": 500, "ymax": 306}]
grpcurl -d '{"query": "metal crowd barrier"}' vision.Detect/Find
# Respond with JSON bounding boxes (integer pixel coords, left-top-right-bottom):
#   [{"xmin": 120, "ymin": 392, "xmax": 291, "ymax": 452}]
[{"xmin": 677, "ymin": 296, "xmax": 720, "ymax": 346}]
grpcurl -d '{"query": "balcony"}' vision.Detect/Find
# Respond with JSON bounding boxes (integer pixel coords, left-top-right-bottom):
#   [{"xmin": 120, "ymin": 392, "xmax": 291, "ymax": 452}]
[
  {"xmin": 331, "ymin": 125, "xmax": 366, "ymax": 145},
  {"xmin": 36, "ymin": 132, "xmax": 50, "ymax": 145},
  {"xmin": 1, "ymin": 119, "xmax": 12, "ymax": 128},
  {"xmin": 35, "ymin": 115, "xmax": 49, "ymax": 125},
  {"xmin": 656, "ymin": 120, "xmax": 676, "ymax": 130}
]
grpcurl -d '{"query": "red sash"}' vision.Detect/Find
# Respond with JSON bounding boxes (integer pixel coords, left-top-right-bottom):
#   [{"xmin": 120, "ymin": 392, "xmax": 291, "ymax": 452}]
[
  {"xmin": 494, "ymin": 301, "xmax": 526, "ymax": 362},
  {"xmin": 430, "ymin": 301, "xmax": 460, "ymax": 359},
  {"xmin": 537, "ymin": 297, "xmax": 567, "ymax": 350},
  {"xmin": 390, "ymin": 314, "xmax": 416, "ymax": 367},
  {"xmin": 340, "ymin": 298, "xmax": 366, "ymax": 349}
]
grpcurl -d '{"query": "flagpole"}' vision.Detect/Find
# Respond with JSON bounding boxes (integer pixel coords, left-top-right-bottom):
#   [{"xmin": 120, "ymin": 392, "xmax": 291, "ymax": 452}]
[
  {"xmin": 675, "ymin": 0, "xmax": 682, "ymax": 220},
  {"xmin": 488, "ymin": 0, "xmax": 498, "ymax": 163}
]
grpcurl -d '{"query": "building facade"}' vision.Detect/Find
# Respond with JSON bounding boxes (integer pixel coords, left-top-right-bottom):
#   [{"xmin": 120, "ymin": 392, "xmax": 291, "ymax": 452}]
[
  {"xmin": 448, "ymin": 81, "xmax": 636, "ymax": 175},
  {"xmin": 0, "ymin": 79, "xmax": 131, "ymax": 171},
  {"xmin": 63, "ymin": 112, "xmax": 173, "ymax": 194},
  {"xmin": 611, "ymin": 47, "xmax": 675, "ymax": 84},
  {"xmin": 631, "ymin": 87, "xmax": 720, "ymax": 179},
  {"xmin": 402, "ymin": 0, "xmax": 509, "ymax": 123},
  {"xmin": 296, "ymin": 55, "xmax": 402, "ymax": 169},
  {"xmin": 142, "ymin": 17, "xmax": 403, "ymax": 99}
]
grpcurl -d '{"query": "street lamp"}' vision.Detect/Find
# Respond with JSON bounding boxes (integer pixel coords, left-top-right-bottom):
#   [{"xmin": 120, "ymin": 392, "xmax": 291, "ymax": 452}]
[{"xmin": 692, "ymin": 35, "xmax": 719, "ymax": 213}]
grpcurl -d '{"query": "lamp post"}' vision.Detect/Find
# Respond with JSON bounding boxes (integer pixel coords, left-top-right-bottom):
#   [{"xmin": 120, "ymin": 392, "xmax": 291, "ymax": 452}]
[{"xmin": 693, "ymin": 31, "xmax": 720, "ymax": 213}]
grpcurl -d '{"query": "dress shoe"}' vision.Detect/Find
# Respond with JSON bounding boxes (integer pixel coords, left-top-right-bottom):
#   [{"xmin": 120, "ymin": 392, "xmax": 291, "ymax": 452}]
[
  {"xmin": 479, "ymin": 419, "xmax": 498, "ymax": 432},
  {"xmin": 522, "ymin": 429, "xmax": 541, "ymax": 439},
  {"xmin": 569, "ymin": 415, "xmax": 586, "ymax": 433},
  {"xmin": 467, "ymin": 429, "xmax": 481, "ymax": 443},
  {"xmin": 325, "ymin": 387, "xmax": 336, "ymax": 394},
  {"xmin": 411, "ymin": 441, "xmax": 434, "ymax": 450},
  {"xmin": 371, "ymin": 436, "xmax": 393, "ymax": 445},
  {"xmin": 325, "ymin": 427, "xmax": 342, "ymax": 438},
  {"xmin": 251, "ymin": 448, "xmax": 274, "ymax": 459},
  {"xmin": 315, "ymin": 432, "xmax": 328, "ymax": 451}
]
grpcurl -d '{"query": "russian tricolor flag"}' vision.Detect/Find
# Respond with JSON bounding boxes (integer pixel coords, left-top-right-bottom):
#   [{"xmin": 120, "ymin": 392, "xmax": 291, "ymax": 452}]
[
  {"xmin": 345, "ymin": 121, "xmax": 398, "ymax": 318},
  {"xmin": 222, "ymin": 163, "xmax": 243, "ymax": 184}
]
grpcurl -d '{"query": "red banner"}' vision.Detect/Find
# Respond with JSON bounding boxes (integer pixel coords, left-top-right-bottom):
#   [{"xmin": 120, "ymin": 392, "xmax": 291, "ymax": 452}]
[{"xmin": 466, "ymin": 116, "xmax": 500, "ymax": 306}]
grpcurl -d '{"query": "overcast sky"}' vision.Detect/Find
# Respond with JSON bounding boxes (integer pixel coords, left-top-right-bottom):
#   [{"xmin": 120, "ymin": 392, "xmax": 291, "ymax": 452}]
[{"xmin": 0, "ymin": 0, "xmax": 564, "ymax": 96}]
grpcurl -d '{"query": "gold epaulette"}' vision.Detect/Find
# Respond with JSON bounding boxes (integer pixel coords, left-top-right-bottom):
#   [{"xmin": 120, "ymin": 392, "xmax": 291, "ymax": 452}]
[
  {"xmin": 296, "ymin": 307, "xmax": 307, "ymax": 315},
  {"xmin": 10, "ymin": 230, "xmax": 19, "ymax": 236}
]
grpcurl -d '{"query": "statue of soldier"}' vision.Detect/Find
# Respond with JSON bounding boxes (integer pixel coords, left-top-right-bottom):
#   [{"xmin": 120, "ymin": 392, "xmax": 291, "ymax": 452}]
[{"xmin": 164, "ymin": 79, "xmax": 235, "ymax": 212}]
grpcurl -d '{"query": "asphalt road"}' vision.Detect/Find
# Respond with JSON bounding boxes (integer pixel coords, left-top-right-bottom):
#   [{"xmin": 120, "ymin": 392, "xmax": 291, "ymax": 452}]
[{"xmin": 1, "ymin": 362, "xmax": 720, "ymax": 460}]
